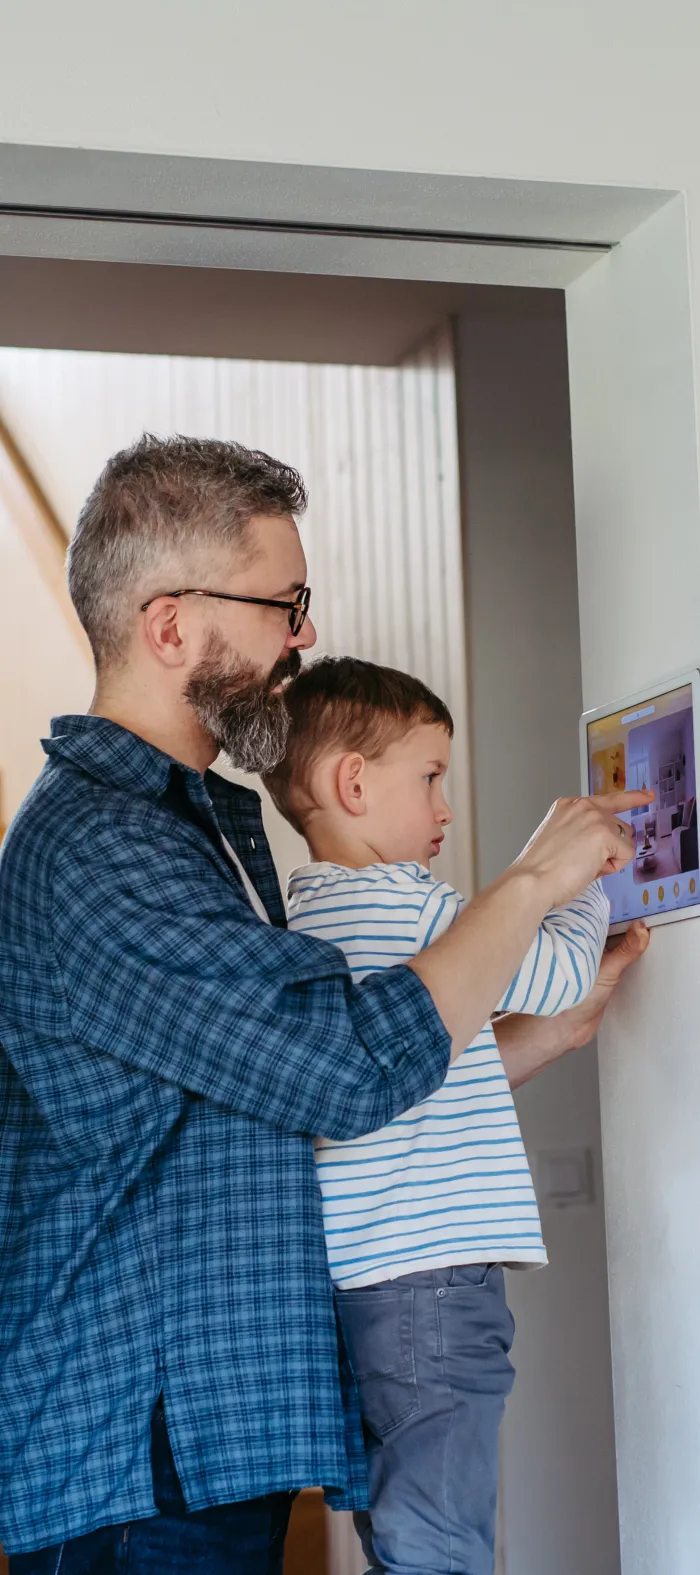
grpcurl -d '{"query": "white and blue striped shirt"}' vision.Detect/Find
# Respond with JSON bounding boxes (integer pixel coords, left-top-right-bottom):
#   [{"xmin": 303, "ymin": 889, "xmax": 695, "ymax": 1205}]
[{"xmin": 287, "ymin": 862, "xmax": 609, "ymax": 1289}]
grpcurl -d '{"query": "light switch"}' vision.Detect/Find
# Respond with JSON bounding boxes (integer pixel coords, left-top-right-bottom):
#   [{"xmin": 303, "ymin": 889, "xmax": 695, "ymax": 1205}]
[{"xmin": 535, "ymin": 1147, "xmax": 595, "ymax": 1208}]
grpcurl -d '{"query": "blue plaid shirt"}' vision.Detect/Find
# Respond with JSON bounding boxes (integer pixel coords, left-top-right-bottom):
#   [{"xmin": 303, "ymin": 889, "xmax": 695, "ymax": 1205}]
[{"xmin": 0, "ymin": 716, "xmax": 451, "ymax": 1554}]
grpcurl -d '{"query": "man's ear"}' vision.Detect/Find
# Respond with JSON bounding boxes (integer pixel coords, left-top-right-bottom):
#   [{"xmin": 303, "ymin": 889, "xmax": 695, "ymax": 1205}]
[
  {"xmin": 142, "ymin": 597, "xmax": 188, "ymax": 668},
  {"xmin": 337, "ymin": 752, "xmax": 367, "ymax": 816}
]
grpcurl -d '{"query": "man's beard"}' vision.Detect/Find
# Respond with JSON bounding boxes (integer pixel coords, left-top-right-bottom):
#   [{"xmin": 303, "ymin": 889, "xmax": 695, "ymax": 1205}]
[{"xmin": 184, "ymin": 631, "xmax": 301, "ymax": 774}]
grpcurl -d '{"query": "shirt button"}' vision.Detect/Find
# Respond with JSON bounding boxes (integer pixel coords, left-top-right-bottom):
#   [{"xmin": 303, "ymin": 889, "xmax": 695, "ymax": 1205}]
[{"xmin": 250, "ymin": 836, "xmax": 256, "ymax": 851}]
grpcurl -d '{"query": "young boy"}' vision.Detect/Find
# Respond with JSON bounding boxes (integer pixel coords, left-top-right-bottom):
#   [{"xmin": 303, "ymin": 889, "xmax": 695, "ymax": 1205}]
[{"xmin": 264, "ymin": 656, "xmax": 609, "ymax": 1575}]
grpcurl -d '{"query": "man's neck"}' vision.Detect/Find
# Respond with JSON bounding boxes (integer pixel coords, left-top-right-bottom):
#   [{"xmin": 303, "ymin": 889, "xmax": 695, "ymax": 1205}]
[{"xmin": 90, "ymin": 682, "xmax": 217, "ymax": 776}]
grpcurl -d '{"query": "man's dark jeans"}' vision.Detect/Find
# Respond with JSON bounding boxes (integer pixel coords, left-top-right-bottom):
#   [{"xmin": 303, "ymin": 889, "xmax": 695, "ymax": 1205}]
[{"xmin": 9, "ymin": 1402, "xmax": 296, "ymax": 1574}]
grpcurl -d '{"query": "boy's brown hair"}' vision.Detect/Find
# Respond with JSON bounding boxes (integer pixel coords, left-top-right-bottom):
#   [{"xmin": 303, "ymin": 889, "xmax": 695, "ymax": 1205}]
[{"xmin": 264, "ymin": 655, "xmax": 454, "ymax": 834}]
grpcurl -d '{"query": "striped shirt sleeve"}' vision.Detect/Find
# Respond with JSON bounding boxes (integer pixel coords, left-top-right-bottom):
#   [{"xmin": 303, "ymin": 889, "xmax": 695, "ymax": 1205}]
[
  {"xmin": 415, "ymin": 875, "xmax": 609, "ymax": 1017},
  {"xmin": 498, "ymin": 879, "xmax": 610, "ymax": 1016},
  {"xmin": 415, "ymin": 879, "xmax": 466, "ymax": 950}
]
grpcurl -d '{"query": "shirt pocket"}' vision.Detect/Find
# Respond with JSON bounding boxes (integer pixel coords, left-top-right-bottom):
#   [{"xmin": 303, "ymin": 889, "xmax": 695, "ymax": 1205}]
[{"xmin": 336, "ymin": 1285, "xmax": 420, "ymax": 1438}]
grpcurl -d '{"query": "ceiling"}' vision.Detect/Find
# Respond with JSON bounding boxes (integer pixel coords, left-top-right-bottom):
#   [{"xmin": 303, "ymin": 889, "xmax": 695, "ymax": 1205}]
[{"xmin": 0, "ymin": 255, "xmax": 562, "ymax": 366}]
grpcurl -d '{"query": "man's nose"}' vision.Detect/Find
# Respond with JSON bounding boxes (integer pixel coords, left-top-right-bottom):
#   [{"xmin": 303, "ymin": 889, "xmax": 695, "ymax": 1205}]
[{"xmin": 287, "ymin": 614, "xmax": 317, "ymax": 653}]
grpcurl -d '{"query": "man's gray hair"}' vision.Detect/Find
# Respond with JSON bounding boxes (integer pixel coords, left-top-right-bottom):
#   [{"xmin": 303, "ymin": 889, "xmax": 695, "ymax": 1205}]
[{"xmin": 67, "ymin": 433, "xmax": 308, "ymax": 670}]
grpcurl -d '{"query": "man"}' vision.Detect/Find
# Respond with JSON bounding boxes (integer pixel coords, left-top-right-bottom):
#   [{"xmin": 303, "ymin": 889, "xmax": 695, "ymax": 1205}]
[{"xmin": 0, "ymin": 435, "xmax": 649, "ymax": 1573}]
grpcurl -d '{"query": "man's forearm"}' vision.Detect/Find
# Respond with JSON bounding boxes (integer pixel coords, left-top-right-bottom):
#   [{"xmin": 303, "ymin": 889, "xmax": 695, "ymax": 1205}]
[{"xmin": 494, "ymin": 920, "xmax": 651, "ymax": 1087}]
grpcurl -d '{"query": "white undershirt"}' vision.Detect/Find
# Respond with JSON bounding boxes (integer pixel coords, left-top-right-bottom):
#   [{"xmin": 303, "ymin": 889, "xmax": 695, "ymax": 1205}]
[{"xmin": 221, "ymin": 835, "xmax": 270, "ymax": 925}]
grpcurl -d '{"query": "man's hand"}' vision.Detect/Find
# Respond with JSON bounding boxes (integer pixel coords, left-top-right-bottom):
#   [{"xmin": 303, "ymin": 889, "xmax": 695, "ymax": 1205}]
[
  {"xmin": 553, "ymin": 920, "xmax": 650, "ymax": 1051},
  {"xmin": 516, "ymin": 791, "xmax": 655, "ymax": 909},
  {"xmin": 494, "ymin": 921, "xmax": 650, "ymax": 1089}
]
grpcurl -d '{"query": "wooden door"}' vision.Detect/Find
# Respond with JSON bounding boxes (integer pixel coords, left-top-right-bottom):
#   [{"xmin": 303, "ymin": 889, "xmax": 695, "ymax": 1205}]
[{"xmin": 284, "ymin": 1487, "xmax": 327, "ymax": 1575}]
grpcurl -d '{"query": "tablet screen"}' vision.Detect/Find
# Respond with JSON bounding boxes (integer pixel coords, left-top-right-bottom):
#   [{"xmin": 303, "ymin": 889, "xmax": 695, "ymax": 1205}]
[{"xmin": 586, "ymin": 682, "xmax": 700, "ymax": 925}]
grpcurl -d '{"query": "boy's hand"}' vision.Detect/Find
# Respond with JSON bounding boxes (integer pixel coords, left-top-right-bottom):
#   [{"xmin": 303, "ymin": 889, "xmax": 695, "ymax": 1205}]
[{"xmin": 516, "ymin": 790, "xmax": 655, "ymax": 908}]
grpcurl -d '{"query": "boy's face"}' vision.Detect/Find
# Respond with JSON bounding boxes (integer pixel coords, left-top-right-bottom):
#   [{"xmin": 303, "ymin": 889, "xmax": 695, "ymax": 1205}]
[{"xmin": 362, "ymin": 723, "xmax": 453, "ymax": 869}]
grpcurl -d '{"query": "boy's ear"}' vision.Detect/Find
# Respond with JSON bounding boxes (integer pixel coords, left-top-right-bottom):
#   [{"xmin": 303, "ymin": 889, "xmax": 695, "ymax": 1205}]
[{"xmin": 337, "ymin": 752, "xmax": 367, "ymax": 816}]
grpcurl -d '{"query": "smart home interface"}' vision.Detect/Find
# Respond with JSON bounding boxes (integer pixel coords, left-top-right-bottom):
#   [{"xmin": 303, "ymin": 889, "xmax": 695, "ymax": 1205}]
[{"xmin": 584, "ymin": 679, "xmax": 700, "ymax": 928}]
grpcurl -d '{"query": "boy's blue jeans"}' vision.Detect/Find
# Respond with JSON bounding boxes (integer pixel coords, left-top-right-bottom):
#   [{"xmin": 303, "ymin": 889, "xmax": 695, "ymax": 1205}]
[{"xmin": 336, "ymin": 1264, "xmax": 515, "ymax": 1575}]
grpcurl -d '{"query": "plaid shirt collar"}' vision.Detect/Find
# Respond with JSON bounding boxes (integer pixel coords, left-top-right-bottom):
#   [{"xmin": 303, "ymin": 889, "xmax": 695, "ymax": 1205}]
[
  {"xmin": 41, "ymin": 714, "xmax": 285, "ymax": 925},
  {"xmin": 43, "ymin": 714, "xmax": 211, "ymax": 813}
]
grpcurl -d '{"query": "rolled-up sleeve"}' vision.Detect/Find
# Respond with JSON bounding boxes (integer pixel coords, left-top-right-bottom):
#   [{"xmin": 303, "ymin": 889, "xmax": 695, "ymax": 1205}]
[
  {"xmin": 51, "ymin": 825, "xmax": 451, "ymax": 1140},
  {"xmin": 498, "ymin": 878, "xmax": 610, "ymax": 1016}
]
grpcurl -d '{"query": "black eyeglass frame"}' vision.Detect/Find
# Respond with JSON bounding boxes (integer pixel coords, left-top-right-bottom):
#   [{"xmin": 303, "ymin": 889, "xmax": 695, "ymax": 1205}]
[{"xmin": 140, "ymin": 585, "xmax": 311, "ymax": 637}]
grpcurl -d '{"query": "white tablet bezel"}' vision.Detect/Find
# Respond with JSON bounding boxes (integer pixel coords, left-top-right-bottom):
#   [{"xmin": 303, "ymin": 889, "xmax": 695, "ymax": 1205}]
[{"xmin": 580, "ymin": 666, "xmax": 700, "ymax": 934}]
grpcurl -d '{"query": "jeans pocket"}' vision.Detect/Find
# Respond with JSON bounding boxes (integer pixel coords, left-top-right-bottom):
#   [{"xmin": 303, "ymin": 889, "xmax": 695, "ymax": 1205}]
[
  {"xmin": 445, "ymin": 1263, "xmax": 493, "ymax": 1288},
  {"xmin": 436, "ymin": 1268, "xmax": 516, "ymax": 1391},
  {"xmin": 336, "ymin": 1286, "xmax": 420, "ymax": 1437}
]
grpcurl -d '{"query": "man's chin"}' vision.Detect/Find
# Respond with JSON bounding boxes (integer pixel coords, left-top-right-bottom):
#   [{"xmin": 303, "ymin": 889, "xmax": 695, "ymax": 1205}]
[
  {"xmin": 212, "ymin": 704, "xmax": 291, "ymax": 776},
  {"xmin": 185, "ymin": 642, "xmax": 297, "ymax": 774},
  {"xmin": 268, "ymin": 650, "xmax": 302, "ymax": 693}
]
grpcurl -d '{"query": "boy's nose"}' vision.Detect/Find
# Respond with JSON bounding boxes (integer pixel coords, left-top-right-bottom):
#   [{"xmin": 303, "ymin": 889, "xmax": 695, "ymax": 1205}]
[{"xmin": 438, "ymin": 800, "xmax": 453, "ymax": 827}]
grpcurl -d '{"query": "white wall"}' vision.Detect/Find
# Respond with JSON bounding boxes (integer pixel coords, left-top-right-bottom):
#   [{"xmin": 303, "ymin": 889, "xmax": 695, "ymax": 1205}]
[
  {"xmin": 0, "ymin": 447, "xmax": 92, "ymax": 824},
  {"xmin": 567, "ymin": 196, "xmax": 700, "ymax": 1575},
  {"xmin": 457, "ymin": 296, "xmax": 619, "ymax": 1575},
  {"xmin": 0, "ymin": 2, "xmax": 695, "ymax": 194}
]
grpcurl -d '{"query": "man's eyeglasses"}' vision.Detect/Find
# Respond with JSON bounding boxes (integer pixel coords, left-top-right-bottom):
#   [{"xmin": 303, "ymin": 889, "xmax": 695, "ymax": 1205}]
[{"xmin": 140, "ymin": 585, "xmax": 311, "ymax": 638}]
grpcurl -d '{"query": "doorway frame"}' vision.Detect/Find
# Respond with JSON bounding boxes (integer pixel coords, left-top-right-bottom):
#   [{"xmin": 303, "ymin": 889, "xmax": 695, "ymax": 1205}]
[
  {"xmin": 2, "ymin": 142, "xmax": 698, "ymax": 1575},
  {"xmin": 0, "ymin": 141, "xmax": 676, "ymax": 289}
]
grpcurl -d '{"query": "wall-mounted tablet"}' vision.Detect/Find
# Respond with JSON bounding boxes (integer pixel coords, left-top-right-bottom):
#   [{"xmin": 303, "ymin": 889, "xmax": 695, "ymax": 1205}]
[{"xmin": 580, "ymin": 668, "xmax": 700, "ymax": 933}]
